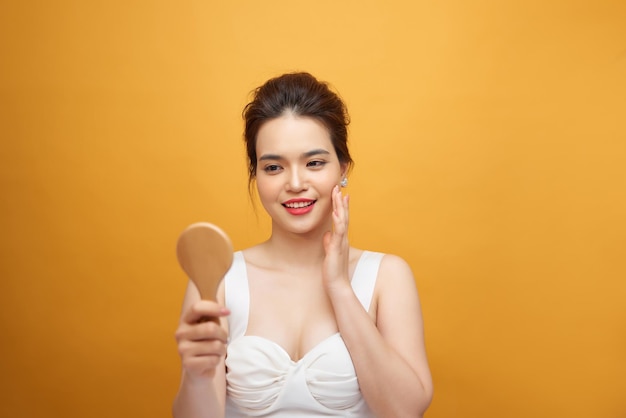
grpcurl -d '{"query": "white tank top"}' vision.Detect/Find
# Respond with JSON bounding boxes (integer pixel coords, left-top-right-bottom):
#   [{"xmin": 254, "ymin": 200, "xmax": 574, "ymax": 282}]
[{"xmin": 224, "ymin": 251, "xmax": 384, "ymax": 417}]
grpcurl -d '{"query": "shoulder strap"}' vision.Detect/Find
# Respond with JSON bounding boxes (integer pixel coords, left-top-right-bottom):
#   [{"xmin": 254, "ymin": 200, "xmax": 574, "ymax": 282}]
[
  {"xmin": 350, "ymin": 251, "xmax": 384, "ymax": 312},
  {"xmin": 224, "ymin": 251, "xmax": 249, "ymax": 340}
]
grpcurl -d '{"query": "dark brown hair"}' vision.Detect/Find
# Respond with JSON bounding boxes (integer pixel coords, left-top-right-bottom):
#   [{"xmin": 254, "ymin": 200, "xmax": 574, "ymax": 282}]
[{"xmin": 242, "ymin": 72, "xmax": 353, "ymax": 188}]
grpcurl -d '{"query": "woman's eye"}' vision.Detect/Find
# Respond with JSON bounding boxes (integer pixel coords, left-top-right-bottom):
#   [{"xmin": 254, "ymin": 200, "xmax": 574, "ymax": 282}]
[
  {"xmin": 263, "ymin": 164, "xmax": 282, "ymax": 173},
  {"xmin": 307, "ymin": 160, "xmax": 327, "ymax": 168}
]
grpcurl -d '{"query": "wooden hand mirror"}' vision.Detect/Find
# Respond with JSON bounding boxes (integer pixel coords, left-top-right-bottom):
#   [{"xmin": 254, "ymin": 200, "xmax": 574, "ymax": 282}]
[{"xmin": 176, "ymin": 222, "xmax": 234, "ymax": 300}]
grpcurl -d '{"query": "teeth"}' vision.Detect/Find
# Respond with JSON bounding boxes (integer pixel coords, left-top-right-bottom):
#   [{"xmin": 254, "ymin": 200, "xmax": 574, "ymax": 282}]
[{"xmin": 284, "ymin": 201, "xmax": 313, "ymax": 208}]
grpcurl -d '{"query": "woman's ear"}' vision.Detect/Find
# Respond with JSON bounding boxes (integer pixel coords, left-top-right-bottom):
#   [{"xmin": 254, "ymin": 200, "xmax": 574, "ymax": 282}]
[{"xmin": 340, "ymin": 162, "xmax": 349, "ymax": 179}]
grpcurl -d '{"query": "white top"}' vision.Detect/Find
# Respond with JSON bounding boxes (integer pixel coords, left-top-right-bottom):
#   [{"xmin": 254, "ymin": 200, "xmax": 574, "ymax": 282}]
[{"xmin": 224, "ymin": 251, "xmax": 384, "ymax": 417}]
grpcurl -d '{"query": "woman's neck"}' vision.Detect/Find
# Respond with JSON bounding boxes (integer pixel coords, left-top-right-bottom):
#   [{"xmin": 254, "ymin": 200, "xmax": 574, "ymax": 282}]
[{"xmin": 261, "ymin": 223, "xmax": 330, "ymax": 270}]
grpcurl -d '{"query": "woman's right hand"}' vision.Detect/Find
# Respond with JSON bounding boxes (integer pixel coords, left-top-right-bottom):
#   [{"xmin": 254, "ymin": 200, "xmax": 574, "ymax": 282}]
[{"xmin": 174, "ymin": 301, "xmax": 230, "ymax": 379}]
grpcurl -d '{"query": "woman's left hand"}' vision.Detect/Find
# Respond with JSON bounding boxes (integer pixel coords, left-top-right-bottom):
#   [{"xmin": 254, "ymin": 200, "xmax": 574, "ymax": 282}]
[{"xmin": 322, "ymin": 185, "xmax": 351, "ymax": 292}]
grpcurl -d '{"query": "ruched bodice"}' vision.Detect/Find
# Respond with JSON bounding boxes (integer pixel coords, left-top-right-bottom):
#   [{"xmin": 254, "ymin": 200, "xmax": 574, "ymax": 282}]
[{"xmin": 224, "ymin": 251, "xmax": 383, "ymax": 417}]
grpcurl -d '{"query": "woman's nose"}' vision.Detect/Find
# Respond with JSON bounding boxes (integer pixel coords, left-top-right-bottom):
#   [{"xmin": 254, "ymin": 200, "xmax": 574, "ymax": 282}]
[{"xmin": 286, "ymin": 168, "xmax": 307, "ymax": 192}]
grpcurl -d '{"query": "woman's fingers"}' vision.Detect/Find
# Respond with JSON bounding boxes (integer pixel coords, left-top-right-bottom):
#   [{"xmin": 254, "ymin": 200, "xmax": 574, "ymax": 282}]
[
  {"xmin": 176, "ymin": 319, "xmax": 228, "ymax": 343},
  {"xmin": 175, "ymin": 300, "xmax": 230, "ymax": 377},
  {"xmin": 177, "ymin": 338, "xmax": 227, "ymax": 359},
  {"xmin": 332, "ymin": 185, "xmax": 349, "ymax": 237},
  {"xmin": 183, "ymin": 300, "xmax": 230, "ymax": 325},
  {"xmin": 177, "ymin": 338, "xmax": 227, "ymax": 378},
  {"xmin": 342, "ymin": 193, "xmax": 349, "ymax": 228}
]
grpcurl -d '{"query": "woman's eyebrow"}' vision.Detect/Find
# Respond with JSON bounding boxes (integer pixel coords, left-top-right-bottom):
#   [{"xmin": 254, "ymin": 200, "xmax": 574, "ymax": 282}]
[
  {"xmin": 259, "ymin": 149, "xmax": 330, "ymax": 161},
  {"xmin": 259, "ymin": 153, "xmax": 281, "ymax": 161},
  {"xmin": 302, "ymin": 149, "xmax": 331, "ymax": 158}
]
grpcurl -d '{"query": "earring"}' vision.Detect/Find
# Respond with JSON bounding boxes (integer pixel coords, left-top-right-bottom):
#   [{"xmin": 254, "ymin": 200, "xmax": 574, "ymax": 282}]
[{"xmin": 340, "ymin": 177, "xmax": 348, "ymax": 188}]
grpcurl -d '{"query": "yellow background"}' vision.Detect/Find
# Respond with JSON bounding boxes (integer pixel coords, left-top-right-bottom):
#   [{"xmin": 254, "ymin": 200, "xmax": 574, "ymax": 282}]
[{"xmin": 1, "ymin": 1, "xmax": 625, "ymax": 417}]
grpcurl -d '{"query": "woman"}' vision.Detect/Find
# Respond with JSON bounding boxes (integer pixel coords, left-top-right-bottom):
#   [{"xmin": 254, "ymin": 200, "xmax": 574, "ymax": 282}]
[{"xmin": 173, "ymin": 72, "xmax": 433, "ymax": 417}]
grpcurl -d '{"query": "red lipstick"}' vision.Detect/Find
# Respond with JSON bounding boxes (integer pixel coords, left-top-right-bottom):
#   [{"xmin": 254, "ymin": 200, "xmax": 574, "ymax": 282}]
[{"xmin": 282, "ymin": 198, "xmax": 316, "ymax": 216}]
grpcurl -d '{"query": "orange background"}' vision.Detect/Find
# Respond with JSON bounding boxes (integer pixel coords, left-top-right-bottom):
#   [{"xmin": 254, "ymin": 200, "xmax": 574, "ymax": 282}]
[{"xmin": 1, "ymin": 1, "xmax": 625, "ymax": 417}]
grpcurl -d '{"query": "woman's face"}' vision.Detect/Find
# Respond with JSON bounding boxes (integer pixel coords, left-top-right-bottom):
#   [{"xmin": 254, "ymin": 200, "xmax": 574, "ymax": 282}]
[{"xmin": 255, "ymin": 114, "xmax": 346, "ymax": 235}]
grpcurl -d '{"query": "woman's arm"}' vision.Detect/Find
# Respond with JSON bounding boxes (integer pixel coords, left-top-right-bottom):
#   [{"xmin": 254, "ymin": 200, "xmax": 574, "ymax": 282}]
[
  {"xmin": 327, "ymin": 255, "xmax": 433, "ymax": 417},
  {"xmin": 172, "ymin": 281, "xmax": 229, "ymax": 418},
  {"xmin": 323, "ymin": 186, "xmax": 433, "ymax": 417}
]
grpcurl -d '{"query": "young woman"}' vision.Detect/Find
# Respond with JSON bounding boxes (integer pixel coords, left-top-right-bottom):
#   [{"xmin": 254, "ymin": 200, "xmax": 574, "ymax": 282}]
[{"xmin": 173, "ymin": 72, "xmax": 433, "ymax": 417}]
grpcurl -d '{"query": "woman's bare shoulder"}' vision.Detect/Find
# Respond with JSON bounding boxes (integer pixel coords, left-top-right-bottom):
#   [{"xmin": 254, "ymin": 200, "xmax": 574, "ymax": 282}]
[
  {"xmin": 240, "ymin": 242, "xmax": 271, "ymax": 268},
  {"xmin": 373, "ymin": 252, "xmax": 417, "ymax": 291},
  {"xmin": 380, "ymin": 253, "xmax": 412, "ymax": 272}
]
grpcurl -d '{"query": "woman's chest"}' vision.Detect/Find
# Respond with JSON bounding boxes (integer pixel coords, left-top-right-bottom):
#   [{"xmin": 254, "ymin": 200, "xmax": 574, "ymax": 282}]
[
  {"xmin": 225, "ymin": 333, "xmax": 366, "ymax": 415},
  {"xmin": 246, "ymin": 270, "xmax": 338, "ymax": 362}
]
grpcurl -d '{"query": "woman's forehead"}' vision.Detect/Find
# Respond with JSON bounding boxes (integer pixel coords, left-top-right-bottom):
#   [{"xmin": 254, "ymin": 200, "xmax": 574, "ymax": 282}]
[{"xmin": 256, "ymin": 115, "xmax": 334, "ymax": 156}]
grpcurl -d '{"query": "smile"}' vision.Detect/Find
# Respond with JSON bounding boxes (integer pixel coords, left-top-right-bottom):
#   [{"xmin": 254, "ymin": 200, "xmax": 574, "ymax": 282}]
[
  {"xmin": 282, "ymin": 199, "xmax": 316, "ymax": 215},
  {"xmin": 283, "ymin": 200, "xmax": 315, "ymax": 208}
]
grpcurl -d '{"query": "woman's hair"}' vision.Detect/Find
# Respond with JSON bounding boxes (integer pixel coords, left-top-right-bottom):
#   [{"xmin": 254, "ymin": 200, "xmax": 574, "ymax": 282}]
[{"xmin": 242, "ymin": 72, "xmax": 353, "ymax": 188}]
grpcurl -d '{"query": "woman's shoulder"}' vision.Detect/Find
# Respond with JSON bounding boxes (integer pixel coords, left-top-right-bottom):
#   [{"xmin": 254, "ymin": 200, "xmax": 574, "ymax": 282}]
[
  {"xmin": 356, "ymin": 250, "xmax": 415, "ymax": 285},
  {"xmin": 381, "ymin": 253, "xmax": 412, "ymax": 271},
  {"xmin": 237, "ymin": 243, "xmax": 263, "ymax": 258},
  {"xmin": 238, "ymin": 243, "xmax": 290, "ymax": 272},
  {"xmin": 357, "ymin": 248, "xmax": 411, "ymax": 270},
  {"xmin": 352, "ymin": 249, "xmax": 415, "ymax": 286}
]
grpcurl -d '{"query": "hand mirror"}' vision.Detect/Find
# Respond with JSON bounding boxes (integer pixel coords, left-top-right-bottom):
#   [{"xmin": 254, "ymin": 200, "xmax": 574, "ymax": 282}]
[{"xmin": 176, "ymin": 222, "xmax": 234, "ymax": 300}]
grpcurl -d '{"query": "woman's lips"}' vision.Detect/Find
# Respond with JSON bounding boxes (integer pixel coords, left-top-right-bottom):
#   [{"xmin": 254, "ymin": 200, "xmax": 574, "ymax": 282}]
[{"xmin": 282, "ymin": 199, "xmax": 316, "ymax": 215}]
